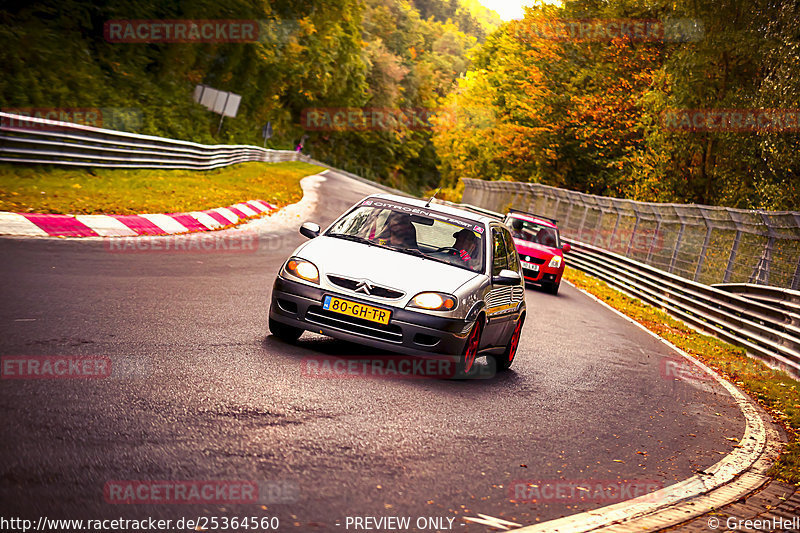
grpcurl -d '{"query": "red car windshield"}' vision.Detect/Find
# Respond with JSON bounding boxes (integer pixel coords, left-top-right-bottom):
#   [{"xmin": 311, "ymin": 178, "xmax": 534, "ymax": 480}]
[{"xmin": 507, "ymin": 217, "xmax": 560, "ymax": 249}]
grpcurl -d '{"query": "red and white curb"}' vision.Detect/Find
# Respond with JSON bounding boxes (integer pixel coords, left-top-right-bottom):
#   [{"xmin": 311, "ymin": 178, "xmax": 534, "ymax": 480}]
[{"xmin": 0, "ymin": 200, "xmax": 277, "ymax": 238}]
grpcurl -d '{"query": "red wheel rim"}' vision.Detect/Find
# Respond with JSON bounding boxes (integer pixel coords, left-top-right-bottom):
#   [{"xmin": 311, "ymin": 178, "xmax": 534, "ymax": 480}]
[
  {"xmin": 508, "ymin": 319, "xmax": 522, "ymax": 363},
  {"xmin": 464, "ymin": 322, "xmax": 481, "ymax": 373}
]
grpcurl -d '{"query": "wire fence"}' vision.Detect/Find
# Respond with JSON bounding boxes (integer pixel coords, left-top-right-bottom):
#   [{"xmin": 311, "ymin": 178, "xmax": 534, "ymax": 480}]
[
  {"xmin": 3, "ymin": 109, "xmax": 798, "ymax": 290},
  {"xmin": 461, "ymin": 178, "xmax": 800, "ymax": 290}
]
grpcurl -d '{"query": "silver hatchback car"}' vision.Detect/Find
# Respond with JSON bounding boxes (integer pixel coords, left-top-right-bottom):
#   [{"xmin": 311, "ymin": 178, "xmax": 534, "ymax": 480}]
[{"xmin": 269, "ymin": 194, "xmax": 526, "ymax": 376}]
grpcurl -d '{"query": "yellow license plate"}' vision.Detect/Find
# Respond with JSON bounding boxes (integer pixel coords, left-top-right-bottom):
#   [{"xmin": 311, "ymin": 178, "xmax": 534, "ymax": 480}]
[{"xmin": 323, "ymin": 296, "xmax": 391, "ymax": 325}]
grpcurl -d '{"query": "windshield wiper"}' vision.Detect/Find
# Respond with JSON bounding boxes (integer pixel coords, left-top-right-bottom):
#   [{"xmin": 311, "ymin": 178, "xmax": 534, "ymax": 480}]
[
  {"xmin": 384, "ymin": 245, "xmax": 450, "ymax": 264},
  {"xmin": 385, "ymin": 245, "xmax": 426, "ymax": 258},
  {"xmin": 387, "ymin": 245, "xmax": 482, "ymax": 271},
  {"xmin": 327, "ymin": 233, "xmax": 377, "ymax": 246}
]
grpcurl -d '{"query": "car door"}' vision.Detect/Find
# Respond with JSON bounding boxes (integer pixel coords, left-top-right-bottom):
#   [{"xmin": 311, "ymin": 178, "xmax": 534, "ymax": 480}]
[
  {"xmin": 482, "ymin": 226, "xmax": 517, "ymax": 347},
  {"xmin": 501, "ymin": 226, "xmax": 525, "ymax": 330}
]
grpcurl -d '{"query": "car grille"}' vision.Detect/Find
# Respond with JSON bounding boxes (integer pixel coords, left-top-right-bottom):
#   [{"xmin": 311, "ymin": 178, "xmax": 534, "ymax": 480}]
[
  {"xmin": 305, "ymin": 305, "xmax": 403, "ymax": 343},
  {"xmin": 326, "ymin": 274, "xmax": 405, "ymax": 299},
  {"xmin": 522, "ymin": 267, "xmax": 541, "ymax": 278},
  {"xmin": 521, "ymin": 256, "xmax": 545, "ymax": 264}
]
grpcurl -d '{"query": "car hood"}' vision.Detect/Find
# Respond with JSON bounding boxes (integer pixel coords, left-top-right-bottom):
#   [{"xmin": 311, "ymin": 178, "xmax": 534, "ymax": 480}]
[
  {"xmin": 513, "ymin": 239, "xmax": 563, "ymax": 259},
  {"xmin": 294, "ymin": 236, "xmax": 480, "ymax": 297}
]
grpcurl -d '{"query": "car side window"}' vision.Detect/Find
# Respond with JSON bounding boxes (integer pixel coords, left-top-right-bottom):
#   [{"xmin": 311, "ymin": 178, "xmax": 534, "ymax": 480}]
[
  {"xmin": 492, "ymin": 228, "xmax": 509, "ymax": 276},
  {"xmin": 502, "ymin": 228, "xmax": 521, "ymax": 274}
]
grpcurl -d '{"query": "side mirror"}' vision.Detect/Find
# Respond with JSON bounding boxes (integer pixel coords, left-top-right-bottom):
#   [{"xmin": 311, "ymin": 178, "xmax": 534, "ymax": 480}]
[
  {"xmin": 492, "ymin": 269, "xmax": 522, "ymax": 286},
  {"xmin": 562, "ymin": 242, "xmax": 571, "ymax": 253},
  {"xmin": 300, "ymin": 222, "xmax": 320, "ymax": 239}
]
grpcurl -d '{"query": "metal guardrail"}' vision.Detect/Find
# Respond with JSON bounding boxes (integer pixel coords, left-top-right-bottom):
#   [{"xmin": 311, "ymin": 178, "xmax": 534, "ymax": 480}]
[
  {"xmin": 461, "ymin": 178, "xmax": 800, "ymax": 290},
  {"xmin": 3, "ymin": 111, "xmax": 797, "ymax": 376},
  {"xmin": 713, "ymin": 283, "xmax": 800, "ymax": 316},
  {"xmin": 566, "ymin": 240, "xmax": 800, "ymax": 378},
  {"xmin": 0, "ymin": 111, "xmax": 305, "ymax": 169},
  {"xmin": 433, "ymin": 198, "xmax": 800, "ymax": 377}
]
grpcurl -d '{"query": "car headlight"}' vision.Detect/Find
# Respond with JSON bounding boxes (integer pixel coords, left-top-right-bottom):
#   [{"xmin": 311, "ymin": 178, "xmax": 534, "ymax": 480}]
[
  {"xmin": 408, "ymin": 292, "xmax": 457, "ymax": 311},
  {"xmin": 548, "ymin": 255, "xmax": 562, "ymax": 268},
  {"xmin": 284, "ymin": 258, "xmax": 319, "ymax": 283}
]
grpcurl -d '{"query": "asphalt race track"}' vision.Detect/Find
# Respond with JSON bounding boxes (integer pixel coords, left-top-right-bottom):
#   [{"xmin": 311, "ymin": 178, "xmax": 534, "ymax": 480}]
[{"xmin": 0, "ymin": 171, "xmax": 745, "ymax": 531}]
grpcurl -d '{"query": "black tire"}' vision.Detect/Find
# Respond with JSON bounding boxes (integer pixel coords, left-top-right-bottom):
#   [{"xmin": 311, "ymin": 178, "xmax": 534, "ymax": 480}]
[
  {"xmin": 493, "ymin": 316, "xmax": 524, "ymax": 371},
  {"xmin": 453, "ymin": 320, "xmax": 483, "ymax": 379},
  {"xmin": 269, "ymin": 317, "xmax": 303, "ymax": 343}
]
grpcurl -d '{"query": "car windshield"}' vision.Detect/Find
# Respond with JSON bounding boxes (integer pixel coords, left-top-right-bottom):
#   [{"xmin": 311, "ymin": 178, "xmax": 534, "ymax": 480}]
[
  {"xmin": 326, "ymin": 199, "xmax": 486, "ymax": 273},
  {"xmin": 507, "ymin": 217, "xmax": 560, "ymax": 248}
]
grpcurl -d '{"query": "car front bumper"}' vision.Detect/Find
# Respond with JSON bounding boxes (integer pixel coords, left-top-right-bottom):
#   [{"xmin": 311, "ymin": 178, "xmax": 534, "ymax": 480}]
[
  {"xmin": 521, "ymin": 264, "xmax": 563, "ymax": 285},
  {"xmin": 269, "ymin": 276, "xmax": 474, "ymax": 356}
]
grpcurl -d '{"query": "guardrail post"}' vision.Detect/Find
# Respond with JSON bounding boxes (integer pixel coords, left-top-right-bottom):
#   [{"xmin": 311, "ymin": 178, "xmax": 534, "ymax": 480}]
[
  {"xmin": 723, "ymin": 230, "xmax": 742, "ymax": 283},
  {"xmin": 609, "ymin": 204, "xmax": 622, "ymax": 252},
  {"xmin": 669, "ymin": 222, "xmax": 685, "ymax": 274},
  {"xmin": 592, "ymin": 209, "xmax": 605, "ymax": 246},
  {"xmin": 750, "ymin": 236, "xmax": 774, "ymax": 286},
  {"xmin": 625, "ymin": 211, "xmax": 640, "ymax": 256},
  {"xmin": 693, "ymin": 210, "xmax": 713, "ymax": 282},
  {"xmin": 576, "ymin": 203, "xmax": 590, "ymax": 243},
  {"xmin": 645, "ymin": 211, "xmax": 662, "ymax": 264},
  {"xmin": 563, "ymin": 199, "xmax": 574, "ymax": 231},
  {"xmin": 792, "ymin": 256, "xmax": 800, "ymax": 291},
  {"xmin": 792, "ymin": 214, "xmax": 800, "ymax": 290},
  {"xmin": 551, "ymin": 194, "xmax": 561, "ymax": 220},
  {"xmin": 749, "ymin": 213, "xmax": 777, "ymax": 286}
]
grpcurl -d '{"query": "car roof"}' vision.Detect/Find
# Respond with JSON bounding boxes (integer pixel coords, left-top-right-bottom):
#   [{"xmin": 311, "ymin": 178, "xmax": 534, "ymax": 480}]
[
  {"xmin": 368, "ymin": 193, "xmax": 499, "ymax": 226},
  {"xmin": 506, "ymin": 212, "xmax": 558, "ymax": 229}
]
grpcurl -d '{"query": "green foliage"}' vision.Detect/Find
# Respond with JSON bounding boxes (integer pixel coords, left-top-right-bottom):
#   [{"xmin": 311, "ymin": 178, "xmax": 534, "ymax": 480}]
[
  {"xmin": 433, "ymin": 0, "xmax": 800, "ymax": 209},
  {"xmin": 305, "ymin": 0, "xmax": 484, "ymax": 194},
  {"xmin": 0, "ymin": 0, "xmax": 492, "ymax": 196}
]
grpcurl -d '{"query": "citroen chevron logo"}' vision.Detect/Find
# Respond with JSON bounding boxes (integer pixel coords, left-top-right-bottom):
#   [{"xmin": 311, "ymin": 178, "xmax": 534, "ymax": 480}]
[{"xmin": 355, "ymin": 280, "xmax": 373, "ymax": 294}]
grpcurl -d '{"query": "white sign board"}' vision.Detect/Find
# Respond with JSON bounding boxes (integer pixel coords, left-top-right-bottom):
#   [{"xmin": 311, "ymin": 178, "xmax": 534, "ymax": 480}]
[
  {"xmin": 193, "ymin": 85, "xmax": 241, "ymax": 118},
  {"xmin": 192, "ymin": 84, "xmax": 205, "ymax": 104},
  {"xmin": 200, "ymin": 87, "xmax": 219, "ymax": 110},
  {"xmin": 222, "ymin": 93, "xmax": 241, "ymax": 118},
  {"xmin": 212, "ymin": 91, "xmax": 229, "ymax": 115}
]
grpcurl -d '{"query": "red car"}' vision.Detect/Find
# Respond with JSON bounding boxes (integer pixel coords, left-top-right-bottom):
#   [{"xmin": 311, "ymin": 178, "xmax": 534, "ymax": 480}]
[{"xmin": 503, "ymin": 210, "xmax": 570, "ymax": 295}]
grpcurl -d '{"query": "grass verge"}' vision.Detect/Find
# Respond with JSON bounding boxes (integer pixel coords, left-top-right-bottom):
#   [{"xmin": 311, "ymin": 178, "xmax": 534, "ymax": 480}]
[
  {"xmin": 0, "ymin": 162, "xmax": 324, "ymax": 215},
  {"xmin": 563, "ymin": 266, "xmax": 800, "ymax": 485}
]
